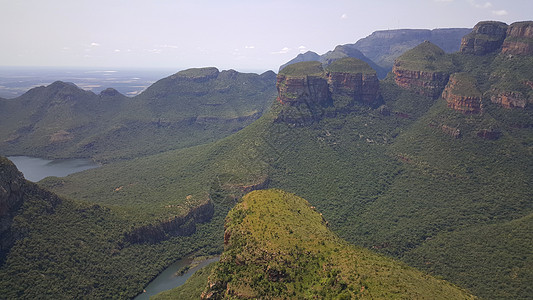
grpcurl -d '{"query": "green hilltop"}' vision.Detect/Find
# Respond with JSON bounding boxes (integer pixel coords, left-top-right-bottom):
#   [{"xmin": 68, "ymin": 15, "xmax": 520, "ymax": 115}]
[
  {"xmin": 394, "ymin": 41, "xmax": 456, "ymax": 72},
  {"xmin": 179, "ymin": 189, "xmax": 474, "ymax": 299},
  {"xmin": 278, "ymin": 61, "xmax": 324, "ymax": 77},
  {"xmin": 325, "ymin": 57, "xmax": 376, "ymax": 74}
]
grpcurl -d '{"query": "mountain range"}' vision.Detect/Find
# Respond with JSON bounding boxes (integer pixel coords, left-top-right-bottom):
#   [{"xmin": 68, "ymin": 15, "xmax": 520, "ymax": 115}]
[{"xmin": 0, "ymin": 20, "xmax": 532, "ymax": 299}]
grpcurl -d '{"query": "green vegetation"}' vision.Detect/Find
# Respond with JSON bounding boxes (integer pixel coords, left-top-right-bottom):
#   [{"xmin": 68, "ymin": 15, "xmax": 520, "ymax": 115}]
[
  {"xmin": 446, "ymin": 72, "xmax": 481, "ymax": 97},
  {"xmin": 278, "ymin": 61, "xmax": 324, "ymax": 77},
  {"xmin": 198, "ymin": 189, "xmax": 474, "ymax": 299},
  {"xmin": 395, "ymin": 41, "xmax": 456, "ymax": 72},
  {"xmin": 0, "ymin": 68, "xmax": 277, "ymax": 162},
  {"xmin": 325, "ymin": 57, "xmax": 376, "ymax": 74},
  {"xmin": 1, "ymin": 38, "xmax": 532, "ymax": 299}
]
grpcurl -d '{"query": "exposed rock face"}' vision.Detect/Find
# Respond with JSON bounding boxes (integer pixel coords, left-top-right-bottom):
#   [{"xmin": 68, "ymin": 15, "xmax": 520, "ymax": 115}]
[
  {"xmin": 123, "ymin": 197, "xmax": 214, "ymax": 244},
  {"xmin": 326, "ymin": 71, "xmax": 380, "ymax": 106},
  {"xmin": 460, "ymin": 21, "xmax": 508, "ymax": 55},
  {"xmin": 276, "ymin": 59, "xmax": 381, "ymax": 124},
  {"xmin": 393, "ymin": 68, "xmax": 450, "ymax": 99},
  {"xmin": 276, "ymin": 74, "xmax": 329, "ymax": 105},
  {"xmin": 490, "ymin": 91, "xmax": 528, "ymax": 108},
  {"xmin": 501, "ymin": 21, "xmax": 533, "ymax": 55},
  {"xmin": 442, "ymin": 73, "xmax": 482, "ymax": 114},
  {"xmin": 0, "ymin": 156, "xmax": 61, "ymax": 264},
  {"xmin": 393, "ymin": 41, "xmax": 453, "ymax": 99}
]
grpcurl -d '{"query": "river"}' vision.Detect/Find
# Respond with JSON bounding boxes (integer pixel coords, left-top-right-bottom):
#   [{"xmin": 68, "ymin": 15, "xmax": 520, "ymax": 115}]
[
  {"xmin": 7, "ymin": 156, "xmax": 99, "ymax": 182},
  {"xmin": 134, "ymin": 256, "xmax": 219, "ymax": 300}
]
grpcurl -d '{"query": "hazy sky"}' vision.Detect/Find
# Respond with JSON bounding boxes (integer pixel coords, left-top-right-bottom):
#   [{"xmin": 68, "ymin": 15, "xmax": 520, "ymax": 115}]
[{"xmin": 1, "ymin": 0, "xmax": 531, "ymax": 72}]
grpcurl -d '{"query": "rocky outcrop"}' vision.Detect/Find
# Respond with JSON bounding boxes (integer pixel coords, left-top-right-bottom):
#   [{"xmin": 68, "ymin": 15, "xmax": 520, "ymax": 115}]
[
  {"xmin": 393, "ymin": 41, "xmax": 453, "ymax": 99},
  {"xmin": 491, "ymin": 91, "xmax": 528, "ymax": 108},
  {"xmin": 393, "ymin": 68, "xmax": 450, "ymax": 99},
  {"xmin": 327, "ymin": 72, "xmax": 379, "ymax": 104},
  {"xmin": 123, "ymin": 197, "xmax": 214, "ymax": 244},
  {"xmin": 442, "ymin": 73, "xmax": 482, "ymax": 114},
  {"xmin": 276, "ymin": 59, "xmax": 381, "ymax": 124},
  {"xmin": 0, "ymin": 156, "xmax": 61, "ymax": 264},
  {"xmin": 460, "ymin": 21, "xmax": 508, "ymax": 55},
  {"xmin": 501, "ymin": 21, "xmax": 533, "ymax": 56},
  {"xmin": 276, "ymin": 74, "xmax": 329, "ymax": 105}
]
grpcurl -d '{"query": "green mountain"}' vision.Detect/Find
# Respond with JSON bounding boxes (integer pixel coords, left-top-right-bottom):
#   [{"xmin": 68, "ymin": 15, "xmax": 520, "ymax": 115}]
[
  {"xmin": 0, "ymin": 68, "xmax": 277, "ymax": 162},
  {"xmin": 280, "ymin": 27, "xmax": 471, "ymax": 78},
  {"xmin": 0, "ymin": 20, "xmax": 532, "ymax": 299},
  {"xmin": 162, "ymin": 189, "xmax": 473, "ymax": 299}
]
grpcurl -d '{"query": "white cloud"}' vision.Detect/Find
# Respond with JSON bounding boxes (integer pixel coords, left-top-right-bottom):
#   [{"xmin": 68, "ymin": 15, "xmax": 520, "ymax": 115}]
[
  {"xmin": 298, "ymin": 46, "xmax": 307, "ymax": 53},
  {"xmin": 492, "ymin": 9, "xmax": 508, "ymax": 16},
  {"xmin": 468, "ymin": 0, "xmax": 492, "ymax": 9},
  {"xmin": 147, "ymin": 48, "xmax": 162, "ymax": 54},
  {"xmin": 90, "ymin": 42, "xmax": 100, "ymax": 47},
  {"xmin": 271, "ymin": 47, "xmax": 290, "ymax": 54},
  {"xmin": 341, "ymin": 13, "xmax": 348, "ymax": 19},
  {"xmin": 156, "ymin": 44, "xmax": 179, "ymax": 49},
  {"xmin": 114, "ymin": 49, "xmax": 121, "ymax": 53},
  {"xmin": 245, "ymin": 45, "xmax": 255, "ymax": 49}
]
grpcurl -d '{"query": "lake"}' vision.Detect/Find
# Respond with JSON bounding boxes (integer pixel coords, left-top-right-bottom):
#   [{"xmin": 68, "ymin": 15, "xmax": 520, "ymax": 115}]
[
  {"xmin": 7, "ymin": 156, "xmax": 99, "ymax": 182},
  {"xmin": 134, "ymin": 256, "xmax": 220, "ymax": 300}
]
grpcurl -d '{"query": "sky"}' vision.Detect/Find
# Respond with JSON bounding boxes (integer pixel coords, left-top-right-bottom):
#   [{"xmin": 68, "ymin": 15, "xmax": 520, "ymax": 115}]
[{"xmin": 1, "ymin": 0, "xmax": 531, "ymax": 73}]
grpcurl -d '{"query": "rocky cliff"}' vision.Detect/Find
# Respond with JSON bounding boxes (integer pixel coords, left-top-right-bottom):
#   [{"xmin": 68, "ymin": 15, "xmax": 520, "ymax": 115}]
[
  {"xmin": 442, "ymin": 73, "xmax": 482, "ymax": 114},
  {"xmin": 123, "ymin": 196, "xmax": 214, "ymax": 244},
  {"xmin": 393, "ymin": 41, "xmax": 454, "ymax": 98},
  {"xmin": 460, "ymin": 21, "xmax": 508, "ymax": 55},
  {"xmin": 325, "ymin": 58, "xmax": 381, "ymax": 107},
  {"xmin": 501, "ymin": 21, "xmax": 533, "ymax": 56},
  {"xmin": 490, "ymin": 90, "xmax": 528, "ymax": 108},
  {"xmin": 0, "ymin": 156, "xmax": 61, "ymax": 264},
  {"xmin": 276, "ymin": 59, "xmax": 381, "ymax": 124}
]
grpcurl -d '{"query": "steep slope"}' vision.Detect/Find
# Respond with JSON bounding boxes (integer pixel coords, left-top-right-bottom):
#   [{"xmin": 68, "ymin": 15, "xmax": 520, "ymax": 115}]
[
  {"xmin": 354, "ymin": 28, "xmax": 470, "ymax": 70},
  {"xmin": 280, "ymin": 27, "xmax": 470, "ymax": 76},
  {"xmin": 0, "ymin": 68, "xmax": 277, "ymax": 162},
  {"xmin": 198, "ymin": 189, "xmax": 473, "ymax": 299},
  {"xmin": 0, "ymin": 154, "xmax": 225, "ymax": 299},
  {"xmin": 392, "ymin": 41, "xmax": 455, "ymax": 98}
]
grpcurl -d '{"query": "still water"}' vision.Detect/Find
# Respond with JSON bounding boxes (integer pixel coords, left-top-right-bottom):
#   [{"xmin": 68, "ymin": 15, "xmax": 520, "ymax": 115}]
[
  {"xmin": 7, "ymin": 156, "xmax": 99, "ymax": 182},
  {"xmin": 134, "ymin": 257, "xmax": 220, "ymax": 300}
]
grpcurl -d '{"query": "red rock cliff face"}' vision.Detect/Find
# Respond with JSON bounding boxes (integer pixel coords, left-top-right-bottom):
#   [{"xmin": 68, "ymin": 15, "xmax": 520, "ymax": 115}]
[
  {"xmin": 326, "ymin": 72, "xmax": 380, "ymax": 106},
  {"xmin": 501, "ymin": 21, "xmax": 533, "ymax": 56},
  {"xmin": 276, "ymin": 74, "xmax": 329, "ymax": 105},
  {"xmin": 491, "ymin": 91, "xmax": 528, "ymax": 108},
  {"xmin": 392, "ymin": 66, "xmax": 449, "ymax": 99},
  {"xmin": 442, "ymin": 73, "xmax": 482, "ymax": 114},
  {"xmin": 460, "ymin": 21, "xmax": 508, "ymax": 55}
]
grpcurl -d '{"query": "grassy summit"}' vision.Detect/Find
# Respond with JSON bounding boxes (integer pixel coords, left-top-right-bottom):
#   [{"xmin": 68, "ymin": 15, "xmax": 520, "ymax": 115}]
[
  {"xmin": 278, "ymin": 61, "xmax": 324, "ymax": 77},
  {"xmin": 325, "ymin": 57, "xmax": 376, "ymax": 74},
  {"xmin": 395, "ymin": 41, "xmax": 455, "ymax": 72},
  {"xmin": 197, "ymin": 189, "xmax": 474, "ymax": 299}
]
